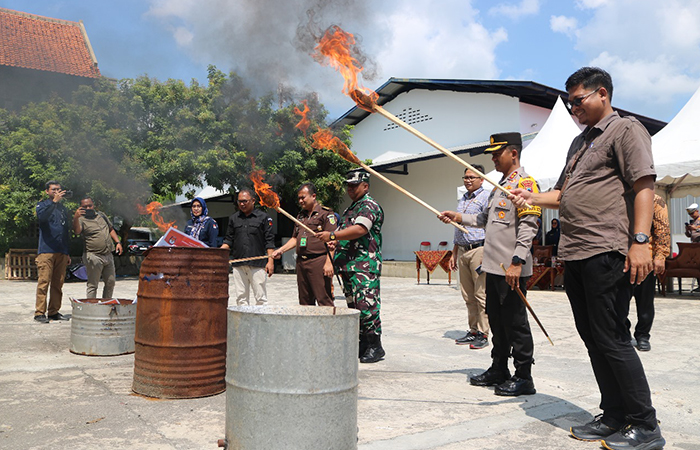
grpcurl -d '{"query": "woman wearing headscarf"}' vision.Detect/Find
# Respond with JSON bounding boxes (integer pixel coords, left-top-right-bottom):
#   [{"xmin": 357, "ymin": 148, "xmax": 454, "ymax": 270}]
[
  {"xmin": 545, "ymin": 218, "xmax": 560, "ymax": 256},
  {"xmin": 184, "ymin": 197, "xmax": 219, "ymax": 247}
]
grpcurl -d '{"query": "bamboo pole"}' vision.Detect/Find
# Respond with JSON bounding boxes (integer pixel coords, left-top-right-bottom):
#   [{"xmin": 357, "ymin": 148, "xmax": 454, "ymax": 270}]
[
  {"xmin": 353, "ymin": 90, "xmax": 533, "ymax": 208},
  {"xmin": 500, "ymin": 263, "xmax": 554, "ymax": 346},
  {"xmin": 229, "ymin": 255, "xmax": 271, "ymax": 264},
  {"xmin": 355, "ymin": 161, "xmax": 471, "ymax": 235},
  {"xmin": 276, "ymin": 206, "xmax": 316, "ymax": 235}
]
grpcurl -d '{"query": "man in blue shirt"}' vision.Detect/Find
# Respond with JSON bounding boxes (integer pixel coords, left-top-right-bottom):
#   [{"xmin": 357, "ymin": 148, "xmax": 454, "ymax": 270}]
[
  {"xmin": 451, "ymin": 165, "xmax": 490, "ymax": 349},
  {"xmin": 34, "ymin": 181, "xmax": 72, "ymax": 323}
]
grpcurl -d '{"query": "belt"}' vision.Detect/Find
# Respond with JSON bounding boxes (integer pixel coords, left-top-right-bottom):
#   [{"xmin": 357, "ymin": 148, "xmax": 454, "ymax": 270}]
[
  {"xmin": 458, "ymin": 241, "xmax": 484, "ymax": 251},
  {"xmin": 299, "ymin": 253, "xmax": 325, "ymax": 260}
]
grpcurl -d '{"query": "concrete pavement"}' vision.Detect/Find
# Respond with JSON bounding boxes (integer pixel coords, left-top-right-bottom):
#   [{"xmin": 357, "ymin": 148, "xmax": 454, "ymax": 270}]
[{"xmin": 1, "ymin": 274, "xmax": 699, "ymax": 449}]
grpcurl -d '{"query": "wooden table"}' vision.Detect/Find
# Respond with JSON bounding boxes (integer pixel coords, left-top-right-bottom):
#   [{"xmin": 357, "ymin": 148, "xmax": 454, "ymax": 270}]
[{"xmin": 414, "ymin": 250, "xmax": 452, "ymax": 285}]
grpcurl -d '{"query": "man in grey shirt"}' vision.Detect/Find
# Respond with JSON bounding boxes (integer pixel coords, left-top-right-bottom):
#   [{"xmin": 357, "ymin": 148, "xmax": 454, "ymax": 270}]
[{"xmin": 509, "ymin": 67, "xmax": 664, "ymax": 450}]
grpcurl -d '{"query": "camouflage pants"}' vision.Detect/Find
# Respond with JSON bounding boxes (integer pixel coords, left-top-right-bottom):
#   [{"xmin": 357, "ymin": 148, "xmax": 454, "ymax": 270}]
[{"xmin": 339, "ymin": 271, "xmax": 382, "ymax": 337}]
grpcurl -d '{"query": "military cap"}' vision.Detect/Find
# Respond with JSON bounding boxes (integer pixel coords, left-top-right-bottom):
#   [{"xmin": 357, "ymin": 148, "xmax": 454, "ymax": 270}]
[
  {"xmin": 484, "ymin": 132, "xmax": 522, "ymax": 153},
  {"xmin": 345, "ymin": 170, "xmax": 370, "ymax": 184}
]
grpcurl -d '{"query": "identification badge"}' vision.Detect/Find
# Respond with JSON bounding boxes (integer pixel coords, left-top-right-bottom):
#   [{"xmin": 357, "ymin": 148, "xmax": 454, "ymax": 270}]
[{"xmin": 300, "ymin": 237, "xmax": 307, "ymax": 247}]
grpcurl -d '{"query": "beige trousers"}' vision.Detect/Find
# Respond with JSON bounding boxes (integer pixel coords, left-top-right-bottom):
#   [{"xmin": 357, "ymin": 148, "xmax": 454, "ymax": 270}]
[
  {"xmin": 457, "ymin": 246, "xmax": 489, "ymax": 335},
  {"xmin": 84, "ymin": 252, "xmax": 116, "ymax": 299},
  {"xmin": 231, "ymin": 265, "xmax": 268, "ymax": 306},
  {"xmin": 35, "ymin": 253, "xmax": 71, "ymax": 316}
]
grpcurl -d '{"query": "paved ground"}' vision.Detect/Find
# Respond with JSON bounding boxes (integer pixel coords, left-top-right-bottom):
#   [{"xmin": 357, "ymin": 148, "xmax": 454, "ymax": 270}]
[{"xmin": 1, "ymin": 274, "xmax": 699, "ymax": 450}]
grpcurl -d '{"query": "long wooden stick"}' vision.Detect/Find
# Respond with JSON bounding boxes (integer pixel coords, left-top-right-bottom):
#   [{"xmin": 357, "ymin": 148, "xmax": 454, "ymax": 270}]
[
  {"xmin": 500, "ymin": 263, "xmax": 554, "ymax": 346},
  {"xmin": 355, "ymin": 91, "xmax": 532, "ymax": 209},
  {"xmin": 356, "ymin": 161, "xmax": 471, "ymax": 235},
  {"xmin": 276, "ymin": 206, "xmax": 316, "ymax": 234},
  {"xmin": 229, "ymin": 255, "xmax": 271, "ymax": 264}
]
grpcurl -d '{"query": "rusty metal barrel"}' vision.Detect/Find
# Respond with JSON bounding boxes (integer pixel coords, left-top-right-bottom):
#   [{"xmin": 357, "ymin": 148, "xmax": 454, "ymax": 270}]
[
  {"xmin": 70, "ymin": 299, "xmax": 136, "ymax": 356},
  {"xmin": 132, "ymin": 246, "xmax": 229, "ymax": 399},
  {"xmin": 225, "ymin": 305, "xmax": 360, "ymax": 450}
]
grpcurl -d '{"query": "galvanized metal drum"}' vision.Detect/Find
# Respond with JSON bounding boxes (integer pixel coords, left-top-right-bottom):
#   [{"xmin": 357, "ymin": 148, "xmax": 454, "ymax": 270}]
[
  {"xmin": 225, "ymin": 305, "xmax": 360, "ymax": 450},
  {"xmin": 132, "ymin": 247, "xmax": 229, "ymax": 399},
  {"xmin": 70, "ymin": 299, "xmax": 136, "ymax": 356}
]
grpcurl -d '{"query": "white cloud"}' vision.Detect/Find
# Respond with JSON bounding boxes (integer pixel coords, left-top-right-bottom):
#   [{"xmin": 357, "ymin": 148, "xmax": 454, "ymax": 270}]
[
  {"xmin": 489, "ymin": 0, "xmax": 540, "ymax": 20},
  {"xmin": 568, "ymin": 0, "xmax": 700, "ymax": 119},
  {"xmin": 550, "ymin": 15, "xmax": 578, "ymax": 37},
  {"xmin": 575, "ymin": 0, "xmax": 610, "ymax": 9},
  {"xmin": 377, "ymin": 3, "xmax": 507, "ymax": 81}
]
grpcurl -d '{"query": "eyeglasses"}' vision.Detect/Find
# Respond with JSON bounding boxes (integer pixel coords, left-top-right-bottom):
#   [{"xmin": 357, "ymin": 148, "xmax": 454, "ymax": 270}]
[
  {"xmin": 238, "ymin": 199, "xmax": 251, "ymax": 204},
  {"xmin": 565, "ymin": 87, "xmax": 601, "ymax": 110},
  {"xmin": 462, "ymin": 176, "xmax": 480, "ymax": 181}
]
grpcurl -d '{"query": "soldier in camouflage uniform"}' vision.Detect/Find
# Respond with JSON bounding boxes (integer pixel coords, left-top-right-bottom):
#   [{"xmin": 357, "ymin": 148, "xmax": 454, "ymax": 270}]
[
  {"xmin": 440, "ymin": 132, "xmax": 541, "ymax": 396},
  {"xmin": 317, "ymin": 170, "xmax": 385, "ymax": 363}
]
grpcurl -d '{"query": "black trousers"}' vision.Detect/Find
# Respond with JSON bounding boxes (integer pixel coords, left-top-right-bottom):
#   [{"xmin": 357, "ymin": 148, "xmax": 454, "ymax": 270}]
[
  {"xmin": 564, "ymin": 252, "xmax": 657, "ymax": 428},
  {"xmin": 485, "ymin": 273, "xmax": 534, "ymax": 380},
  {"xmin": 630, "ymin": 272, "xmax": 656, "ymax": 340}
]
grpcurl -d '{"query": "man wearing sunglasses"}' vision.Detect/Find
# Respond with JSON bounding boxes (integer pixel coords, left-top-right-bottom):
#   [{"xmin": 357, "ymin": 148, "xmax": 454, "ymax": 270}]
[
  {"xmin": 509, "ymin": 67, "xmax": 664, "ymax": 450},
  {"xmin": 221, "ymin": 189, "xmax": 275, "ymax": 306}
]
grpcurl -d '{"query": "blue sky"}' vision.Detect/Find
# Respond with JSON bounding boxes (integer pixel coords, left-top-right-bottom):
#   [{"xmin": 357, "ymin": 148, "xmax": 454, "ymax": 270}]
[{"xmin": 4, "ymin": 0, "xmax": 700, "ymax": 123}]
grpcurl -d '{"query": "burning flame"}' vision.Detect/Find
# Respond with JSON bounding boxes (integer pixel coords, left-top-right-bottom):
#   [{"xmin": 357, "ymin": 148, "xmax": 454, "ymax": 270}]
[
  {"xmin": 294, "ymin": 100, "xmax": 311, "ymax": 137},
  {"xmin": 310, "ymin": 129, "xmax": 361, "ymax": 165},
  {"xmin": 314, "ymin": 25, "xmax": 378, "ymax": 112},
  {"xmin": 250, "ymin": 168, "xmax": 280, "ymax": 209},
  {"xmin": 137, "ymin": 201, "xmax": 176, "ymax": 232}
]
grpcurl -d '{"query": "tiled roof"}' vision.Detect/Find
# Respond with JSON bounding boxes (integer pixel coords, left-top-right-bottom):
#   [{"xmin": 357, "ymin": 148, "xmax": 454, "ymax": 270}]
[{"xmin": 0, "ymin": 7, "xmax": 100, "ymax": 78}]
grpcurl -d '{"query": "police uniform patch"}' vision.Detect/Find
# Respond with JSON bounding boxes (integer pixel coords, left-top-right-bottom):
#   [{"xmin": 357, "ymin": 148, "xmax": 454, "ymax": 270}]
[
  {"xmin": 508, "ymin": 172, "xmax": 518, "ymax": 182},
  {"xmin": 329, "ymin": 216, "xmax": 336, "ymax": 225},
  {"xmin": 267, "ymin": 218, "xmax": 273, "ymax": 226},
  {"xmin": 498, "ymin": 211, "xmax": 506, "ymax": 219},
  {"xmin": 498, "ymin": 199, "xmax": 507, "ymax": 208},
  {"xmin": 520, "ymin": 178, "xmax": 535, "ymax": 192}
]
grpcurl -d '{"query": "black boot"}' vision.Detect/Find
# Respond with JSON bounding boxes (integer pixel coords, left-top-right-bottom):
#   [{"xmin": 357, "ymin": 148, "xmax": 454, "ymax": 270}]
[
  {"xmin": 360, "ymin": 334, "xmax": 385, "ymax": 363},
  {"xmin": 359, "ymin": 335, "xmax": 369, "ymax": 358}
]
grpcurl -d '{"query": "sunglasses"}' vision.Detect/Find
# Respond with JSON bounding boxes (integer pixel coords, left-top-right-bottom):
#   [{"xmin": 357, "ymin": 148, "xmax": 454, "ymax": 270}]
[{"xmin": 565, "ymin": 87, "xmax": 601, "ymax": 109}]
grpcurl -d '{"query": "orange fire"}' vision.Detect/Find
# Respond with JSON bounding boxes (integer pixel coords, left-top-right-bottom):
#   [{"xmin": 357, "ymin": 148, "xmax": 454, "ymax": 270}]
[
  {"xmin": 294, "ymin": 100, "xmax": 311, "ymax": 137},
  {"xmin": 136, "ymin": 201, "xmax": 176, "ymax": 232},
  {"xmin": 250, "ymin": 168, "xmax": 280, "ymax": 209},
  {"xmin": 311, "ymin": 128, "xmax": 361, "ymax": 165},
  {"xmin": 314, "ymin": 25, "xmax": 378, "ymax": 112}
]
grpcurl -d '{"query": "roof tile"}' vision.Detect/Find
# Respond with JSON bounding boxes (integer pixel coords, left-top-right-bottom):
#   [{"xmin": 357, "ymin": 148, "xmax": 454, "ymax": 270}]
[{"xmin": 0, "ymin": 7, "xmax": 101, "ymax": 78}]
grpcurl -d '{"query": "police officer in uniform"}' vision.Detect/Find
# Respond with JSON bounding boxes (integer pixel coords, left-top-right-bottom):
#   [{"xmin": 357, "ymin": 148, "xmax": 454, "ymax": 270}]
[
  {"xmin": 272, "ymin": 183, "xmax": 337, "ymax": 306},
  {"xmin": 440, "ymin": 132, "xmax": 541, "ymax": 396},
  {"xmin": 317, "ymin": 170, "xmax": 385, "ymax": 363}
]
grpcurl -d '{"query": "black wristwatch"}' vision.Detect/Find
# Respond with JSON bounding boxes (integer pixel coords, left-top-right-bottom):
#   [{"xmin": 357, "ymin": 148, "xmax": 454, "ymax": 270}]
[
  {"xmin": 512, "ymin": 255, "xmax": 526, "ymax": 265},
  {"xmin": 330, "ymin": 232, "xmax": 336, "ymax": 241},
  {"xmin": 633, "ymin": 232, "xmax": 650, "ymax": 244}
]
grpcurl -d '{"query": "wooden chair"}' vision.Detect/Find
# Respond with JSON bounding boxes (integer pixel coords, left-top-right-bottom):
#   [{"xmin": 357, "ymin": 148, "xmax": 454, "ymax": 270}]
[
  {"xmin": 532, "ymin": 245, "xmax": 554, "ymax": 266},
  {"xmin": 658, "ymin": 242, "xmax": 700, "ymax": 296}
]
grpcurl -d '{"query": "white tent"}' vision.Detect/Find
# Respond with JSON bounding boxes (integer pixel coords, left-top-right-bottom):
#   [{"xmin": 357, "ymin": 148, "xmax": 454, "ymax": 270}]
[
  {"xmin": 479, "ymin": 96, "xmax": 582, "ymax": 193},
  {"xmin": 652, "ymin": 85, "xmax": 700, "ymax": 198}
]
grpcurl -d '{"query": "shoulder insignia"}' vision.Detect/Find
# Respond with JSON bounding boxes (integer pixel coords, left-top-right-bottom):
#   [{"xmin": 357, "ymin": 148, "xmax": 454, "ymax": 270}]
[
  {"xmin": 267, "ymin": 218, "xmax": 273, "ymax": 227},
  {"xmin": 507, "ymin": 171, "xmax": 518, "ymax": 182},
  {"xmin": 322, "ymin": 206, "xmax": 331, "ymax": 211}
]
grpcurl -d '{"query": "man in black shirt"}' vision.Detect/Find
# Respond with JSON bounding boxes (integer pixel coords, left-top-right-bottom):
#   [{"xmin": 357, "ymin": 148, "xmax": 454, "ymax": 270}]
[{"xmin": 221, "ymin": 189, "xmax": 275, "ymax": 305}]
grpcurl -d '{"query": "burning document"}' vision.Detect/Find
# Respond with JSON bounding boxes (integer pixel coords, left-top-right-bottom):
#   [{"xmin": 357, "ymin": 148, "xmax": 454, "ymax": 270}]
[{"xmin": 154, "ymin": 227, "xmax": 209, "ymax": 248}]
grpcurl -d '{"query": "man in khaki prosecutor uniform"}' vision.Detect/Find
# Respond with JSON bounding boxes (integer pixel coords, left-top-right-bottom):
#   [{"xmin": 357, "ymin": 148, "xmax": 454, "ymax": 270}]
[
  {"xmin": 440, "ymin": 132, "xmax": 541, "ymax": 397},
  {"xmin": 272, "ymin": 183, "xmax": 337, "ymax": 306}
]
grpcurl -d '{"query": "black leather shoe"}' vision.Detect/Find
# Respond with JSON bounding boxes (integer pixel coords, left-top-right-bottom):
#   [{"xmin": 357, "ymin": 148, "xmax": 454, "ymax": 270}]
[
  {"xmin": 601, "ymin": 424, "xmax": 665, "ymax": 450},
  {"xmin": 469, "ymin": 367, "xmax": 510, "ymax": 386},
  {"xmin": 34, "ymin": 314, "xmax": 49, "ymax": 324},
  {"xmin": 636, "ymin": 338, "xmax": 651, "ymax": 352},
  {"xmin": 570, "ymin": 414, "xmax": 622, "ymax": 441},
  {"xmin": 494, "ymin": 376, "xmax": 536, "ymax": 396},
  {"xmin": 360, "ymin": 335, "xmax": 385, "ymax": 363},
  {"xmin": 48, "ymin": 313, "xmax": 70, "ymax": 321}
]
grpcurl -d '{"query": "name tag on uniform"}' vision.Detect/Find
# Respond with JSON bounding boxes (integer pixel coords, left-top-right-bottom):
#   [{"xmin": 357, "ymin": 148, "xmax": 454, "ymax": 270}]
[{"xmin": 300, "ymin": 237, "xmax": 307, "ymax": 247}]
